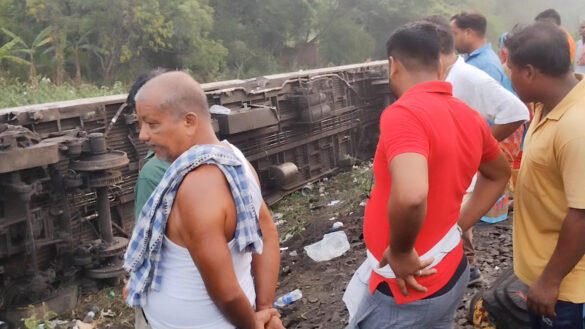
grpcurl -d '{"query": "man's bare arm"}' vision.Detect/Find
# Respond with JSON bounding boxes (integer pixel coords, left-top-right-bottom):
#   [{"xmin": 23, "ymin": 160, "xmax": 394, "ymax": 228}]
[
  {"xmin": 527, "ymin": 208, "xmax": 585, "ymax": 316},
  {"xmin": 245, "ymin": 164, "xmax": 280, "ymax": 310},
  {"xmin": 175, "ymin": 166, "xmax": 258, "ymax": 329},
  {"xmin": 490, "ymin": 121, "xmax": 524, "ymax": 142},
  {"xmin": 252, "ymin": 202, "xmax": 280, "ymax": 310},
  {"xmin": 387, "ymin": 153, "xmax": 428, "ymax": 254},
  {"xmin": 458, "ymin": 152, "xmax": 510, "ymax": 232},
  {"xmin": 377, "ymin": 153, "xmax": 436, "ymax": 297}
]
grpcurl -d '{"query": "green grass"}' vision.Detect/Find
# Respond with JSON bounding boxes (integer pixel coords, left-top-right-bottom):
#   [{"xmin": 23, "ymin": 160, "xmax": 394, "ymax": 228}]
[{"xmin": 0, "ymin": 77, "xmax": 126, "ymax": 109}]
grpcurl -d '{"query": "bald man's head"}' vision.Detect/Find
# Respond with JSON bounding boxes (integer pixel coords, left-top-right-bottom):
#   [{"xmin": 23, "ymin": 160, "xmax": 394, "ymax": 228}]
[
  {"xmin": 135, "ymin": 71, "xmax": 210, "ymax": 120},
  {"xmin": 135, "ymin": 71, "xmax": 213, "ymax": 162}
]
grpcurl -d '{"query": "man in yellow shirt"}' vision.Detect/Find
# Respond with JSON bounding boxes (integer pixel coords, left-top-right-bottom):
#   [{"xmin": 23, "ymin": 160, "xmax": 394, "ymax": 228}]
[{"xmin": 505, "ymin": 22, "xmax": 585, "ymax": 328}]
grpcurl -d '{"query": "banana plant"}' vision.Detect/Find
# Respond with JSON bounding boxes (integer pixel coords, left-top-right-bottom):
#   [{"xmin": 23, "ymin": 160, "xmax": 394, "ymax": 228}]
[{"xmin": 1, "ymin": 27, "xmax": 52, "ymax": 87}]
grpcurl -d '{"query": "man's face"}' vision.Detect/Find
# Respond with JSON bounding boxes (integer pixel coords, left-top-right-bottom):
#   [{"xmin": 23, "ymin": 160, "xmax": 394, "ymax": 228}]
[
  {"xmin": 137, "ymin": 98, "xmax": 190, "ymax": 162},
  {"xmin": 506, "ymin": 61, "xmax": 534, "ymax": 103},
  {"xmin": 450, "ymin": 21, "xmax": 469, "ymax": 53},
  {"xmin": 579, "ymin": 21, "xmax": 585, "ymax": 38}
]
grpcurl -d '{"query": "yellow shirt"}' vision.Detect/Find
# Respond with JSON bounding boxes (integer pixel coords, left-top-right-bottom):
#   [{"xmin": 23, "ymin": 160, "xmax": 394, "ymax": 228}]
[{"xmin": 513, "ymin": 73, "xmax": 585, "ymax": 303}]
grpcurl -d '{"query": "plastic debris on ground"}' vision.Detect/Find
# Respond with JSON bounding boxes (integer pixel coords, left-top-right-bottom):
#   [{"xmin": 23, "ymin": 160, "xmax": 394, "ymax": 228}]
[
  {"xmin": 330, "ymin": 222, "xmax": 344, "ymax": 230},
  {"xmin": 304, "ymin": 230, "xmax": 351, "ymax": 262},
  {"xmin": 273, "ymin": 213, "xmax": 284, "ymax": 220},
  {"xmin": 74, "ymin": 320, "xmax": 95, "ymax": 329},
  {"xmin": 273, "ymin": 289, "xmax": 303, "ymax": 307},
  {"xmin": 280, "ymin": 247, "xmax": 289, "ymax": 251},
  {"xmin": 328, "ymin": 217, "xmax": 336, "ymax": 221},
  {"xmin": 359, "ymin": 201, "xmax": 366, "ymax": 207},
  {"xmin": 328, "ymin": 200, "xmax": 341, "ymax": 206},
  {"xmin": 275, "ymin": 219, "xmax": 286, "ymax": 226},
  {"xmin": 281, "ymin": 233, "xmax": 294, "ymax": 243},
  {"xmin": 101, "ymin": 309, "xmax": 116, "ymax": 318},
  {"xmin": 289, "ymin": 250, "xmax": 298, "ymax": 257}
]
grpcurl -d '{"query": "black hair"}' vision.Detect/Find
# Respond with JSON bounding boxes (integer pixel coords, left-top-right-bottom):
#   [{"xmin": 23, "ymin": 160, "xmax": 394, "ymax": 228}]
[
  {"xmin": 385, "ymin": 22, "xmax": 441, "ymax": 72},
  {"xmin": 421, "ymin": 15, "xmax": 454, "ymax": 54},
  {"xmin": 535, "ymin": 9, "xmax": 561, "ymax": 25},
  {"xmin": 504, "ymin": 22, "xmax": 571, "ymax": 77},
  {"xmin": 126, "ymin": 68, "xmax": 167, "ymax": 109},
  {"xmin": 450, "ymin": 11, "xmax": 487, "ymax": 36}
]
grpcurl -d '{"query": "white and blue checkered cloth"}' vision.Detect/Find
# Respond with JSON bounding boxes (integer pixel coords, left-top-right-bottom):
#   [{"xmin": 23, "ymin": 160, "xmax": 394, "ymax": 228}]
[{"xmin": 123, "ymin": 144, "xmax": 263, "ymax": 307}]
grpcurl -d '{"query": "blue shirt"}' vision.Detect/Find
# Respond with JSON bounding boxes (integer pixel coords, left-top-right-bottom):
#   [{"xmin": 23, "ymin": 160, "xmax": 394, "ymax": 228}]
[{"xmin": 465, "ymin": 43, "xmax": 515, "ymax": 93}]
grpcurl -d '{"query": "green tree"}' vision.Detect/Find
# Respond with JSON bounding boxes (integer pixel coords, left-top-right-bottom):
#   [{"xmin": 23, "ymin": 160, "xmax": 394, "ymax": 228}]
[{"xmin": 1, "ymin": 27, "xmax": 51, "ymax": 86}]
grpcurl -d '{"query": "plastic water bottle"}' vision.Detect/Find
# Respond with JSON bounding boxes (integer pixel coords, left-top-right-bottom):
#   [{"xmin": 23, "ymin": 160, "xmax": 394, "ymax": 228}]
[{"xmin": 273, "ymin": 289, "xmax": 302, "ymax": 307}]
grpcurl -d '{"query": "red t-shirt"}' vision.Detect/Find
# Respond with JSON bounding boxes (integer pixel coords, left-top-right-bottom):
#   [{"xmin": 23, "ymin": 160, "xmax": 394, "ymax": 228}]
[{"xmin": 363, "ymin": 80, "xmax": 500, "ymax": 304}]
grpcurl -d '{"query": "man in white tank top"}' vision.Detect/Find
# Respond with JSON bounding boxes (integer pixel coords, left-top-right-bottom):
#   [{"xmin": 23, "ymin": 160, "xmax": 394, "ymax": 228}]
[{"xmin": 127, "ymin": 71, "xmax": 283, "ymax": 329}]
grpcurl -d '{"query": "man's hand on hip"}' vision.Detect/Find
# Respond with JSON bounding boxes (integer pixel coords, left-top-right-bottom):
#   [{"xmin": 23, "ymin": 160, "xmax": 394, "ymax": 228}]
[{"xmin": 378, "ymin": 247, "xmax": 436, "ymax": 297}]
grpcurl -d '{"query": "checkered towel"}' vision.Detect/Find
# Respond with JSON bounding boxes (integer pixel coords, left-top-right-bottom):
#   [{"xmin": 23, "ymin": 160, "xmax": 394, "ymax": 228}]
[{"xmin": 123, "ymin": 144, "xmax": 263, "ymax": 307}]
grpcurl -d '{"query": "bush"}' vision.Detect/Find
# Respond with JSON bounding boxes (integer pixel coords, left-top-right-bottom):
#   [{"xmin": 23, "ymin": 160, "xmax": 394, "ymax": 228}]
[{"xmin": 0, "ymin": 77, "xmax": 126, "ymax": 109}]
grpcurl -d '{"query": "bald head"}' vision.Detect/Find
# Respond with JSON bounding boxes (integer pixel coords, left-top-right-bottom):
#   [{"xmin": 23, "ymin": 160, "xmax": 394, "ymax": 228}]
[{"xmin": 135, "ymin": 71, "xmax": 210, "ymax": 120}]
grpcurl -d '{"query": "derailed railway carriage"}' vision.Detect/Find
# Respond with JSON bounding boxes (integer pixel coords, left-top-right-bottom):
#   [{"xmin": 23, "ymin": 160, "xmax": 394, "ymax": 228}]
[{"xmin": 0, "ymin": 61, "xmax": 391, "ymax": 324}]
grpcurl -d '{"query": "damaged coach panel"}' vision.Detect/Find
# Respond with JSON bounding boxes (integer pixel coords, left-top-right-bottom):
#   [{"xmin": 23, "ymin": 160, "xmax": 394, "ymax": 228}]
[{"xmin": 0, "ymin": 61, "xmax": 391, "ymax": 324}]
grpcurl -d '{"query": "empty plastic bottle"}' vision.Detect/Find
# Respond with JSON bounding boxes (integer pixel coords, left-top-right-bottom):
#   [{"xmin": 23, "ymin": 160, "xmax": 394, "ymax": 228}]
[
  {"xmin": 273, "ymin": 289, "xmax": 302, "ymax": 307},
  {"xmin": 83, "ymin": 311, "xmax": 95, "ymax": 323}
]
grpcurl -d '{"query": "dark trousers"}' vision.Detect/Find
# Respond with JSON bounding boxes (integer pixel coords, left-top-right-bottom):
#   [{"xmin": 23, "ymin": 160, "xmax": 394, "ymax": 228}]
[{"xmin": 529, "ymin": 300, "xmax": 584, "ymax": 329}]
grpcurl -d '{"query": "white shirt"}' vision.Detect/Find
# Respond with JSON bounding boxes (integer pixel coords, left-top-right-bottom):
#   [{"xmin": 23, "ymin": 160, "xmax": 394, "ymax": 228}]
[
  {"xmin": 142, "ymin": 142, "xmax": 261, "ymax": 329},
  {"xmin": 575, "ymin": 40, "xmax": 585, "ymax": 74},
  {"xmin": 446, "ymin": 56, "xmax": 529, "ymax": 192},
  {"xmin": 446, "ymin": 56, "xmax": 529, "ymax": 126}
]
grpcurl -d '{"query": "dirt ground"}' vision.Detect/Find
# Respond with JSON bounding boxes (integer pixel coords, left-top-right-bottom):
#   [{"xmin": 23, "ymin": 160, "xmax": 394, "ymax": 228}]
[{"xmin": 63, "ymin": 163, "xmax": 512, "ymax": 329}]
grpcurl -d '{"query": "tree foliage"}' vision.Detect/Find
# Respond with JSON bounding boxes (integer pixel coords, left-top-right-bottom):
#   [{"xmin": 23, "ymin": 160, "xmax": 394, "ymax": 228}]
[{"xmin": 0, "ymin": 0, "xmax": 584, "ymax": 89}]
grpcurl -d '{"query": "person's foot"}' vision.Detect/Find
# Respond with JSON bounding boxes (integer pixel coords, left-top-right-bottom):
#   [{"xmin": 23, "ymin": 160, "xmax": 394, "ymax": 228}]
[{"xmin": 468, "ymin": 265, "xmax": 484, "ymax": 286}]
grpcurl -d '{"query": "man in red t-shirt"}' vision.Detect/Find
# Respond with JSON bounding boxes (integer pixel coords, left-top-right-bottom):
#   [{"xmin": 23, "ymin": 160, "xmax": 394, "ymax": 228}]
[{"xmin": 343, "ymin": 22, "xmax": 510, "ymax": 329}]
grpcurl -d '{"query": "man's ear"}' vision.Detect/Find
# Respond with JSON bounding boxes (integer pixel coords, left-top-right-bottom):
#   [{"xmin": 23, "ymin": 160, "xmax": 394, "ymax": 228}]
[
  {"xmin": 183, "ymin": 112, "xmax": 199, "ymax": 135},
  {"xmin": 388, "ymin": 56, "xmax": 399, "ymax": 79},
  {"xmin": 523, "ymin": 64, "xmax": 537, "ymax": 82}
]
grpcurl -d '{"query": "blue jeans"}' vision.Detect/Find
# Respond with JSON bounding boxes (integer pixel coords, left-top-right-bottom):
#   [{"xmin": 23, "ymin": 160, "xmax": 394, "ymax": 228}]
[
  {"xmin": 346, "ymin": 262, "xmax": 469, "ymax": 329},
  {"xmin": 529, "ymin": 301, "xmax": 584, "ymax": 329}
]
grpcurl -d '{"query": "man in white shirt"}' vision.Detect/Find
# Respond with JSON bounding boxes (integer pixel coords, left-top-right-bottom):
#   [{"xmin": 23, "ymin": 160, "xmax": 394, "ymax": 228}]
[
  {"xmin": 575, "ymin": 19, "xmax": 585, "ymax": 74},
  {"xmin": 423, "ymin": 15, "xmax": 529, "ymax": 285}
]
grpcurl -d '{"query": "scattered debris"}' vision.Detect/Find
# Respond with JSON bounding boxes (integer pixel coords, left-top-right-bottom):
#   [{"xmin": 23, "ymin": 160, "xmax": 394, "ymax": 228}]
[
  {"xmin": 328, "ymin": 200, "xmax": 341, "ymax": 207},
  {"xmin": 359, "ymin": 201, "xmax": 366, "ymax": 207},
  {"xmin": 281, "ymin": 233, "xmax": 294, "ymax": 243},
  {"xmin": 74, "ymin": 320, "xmax": 95, "ymax": 329},
  {"xmin": 328, "ymin": 217, "xmax": 336, "ymax": 221},
  {"xmin": 275, "ymin": 219, "xmax": 286, "ymax": 226},
  {"xmin": 304, "ymin": 231, "xmax": 351, "ymax": 262},
  {"xmin": 101, "ymin": 309, "xmax": 116, "ymax": 318},
  {"xmin": 330, "ymin": 222, "xmax": 344, "ymax": 230},
  {"xmin": 273, "ymin": 213, "xmax": 284, "ymax": 220},
  {"xmin": 280, "ymin": 247, "xmax": 289, "ymax": 251},
  {"xmin": 301, "ymin": 184, "xmax": 313, "ymax": 196},
  {"xmin": 289, "ymin": 250, "xmax": 298, "ymax": 257},
  {"xmin": 82, "ymin": 310, "xmax": 96, "ymax": 323},
  {"xmin": 274, "ymin": 289, "xmax": 303, "ymax": 307}
]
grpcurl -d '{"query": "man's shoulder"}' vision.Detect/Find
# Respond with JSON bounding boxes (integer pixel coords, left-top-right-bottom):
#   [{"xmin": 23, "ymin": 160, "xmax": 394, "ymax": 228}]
[
  {"xmin": 181, "ymin": 164, "xmax": 227, "ymax": 189},
  {"xmin": 557, "ymin": 103, "xmax": 585, "ymax": 138},
  {"xmin": 449, "ymin": 60, "xmax": 493, "ymax": 84},
  {"xmin": 174, "ymin": 165, "xmax": 231, "ymax": 215}
]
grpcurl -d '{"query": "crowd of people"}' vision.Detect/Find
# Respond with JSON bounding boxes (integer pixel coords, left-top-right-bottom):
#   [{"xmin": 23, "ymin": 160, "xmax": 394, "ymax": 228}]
[{"xmin": 121, "ymin": 7, "xmax": 585, "ymax": 329}]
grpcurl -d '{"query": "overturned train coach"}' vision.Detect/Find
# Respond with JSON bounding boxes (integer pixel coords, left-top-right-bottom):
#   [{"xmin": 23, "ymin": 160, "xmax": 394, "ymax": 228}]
[{"xmin": 0, "ymin": 61, "xmax": 391, "ymax": 322}]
